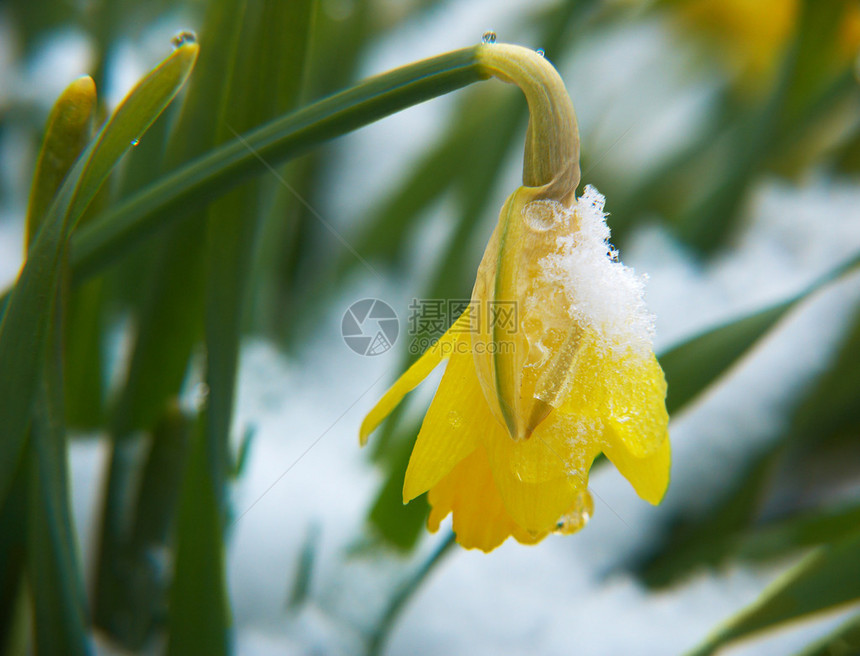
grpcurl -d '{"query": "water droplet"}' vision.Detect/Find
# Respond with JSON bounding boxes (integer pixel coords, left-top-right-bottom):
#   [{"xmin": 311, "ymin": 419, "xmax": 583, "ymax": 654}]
[
  {"xmin": 553, "ymin": 489, "xmax": 594, "ymax": 535},
  {"xmin": 171, "ymin": 30, "xmax": 197, "ymax": 49},
  {"xmin": 130, "ymin": 137, "xmax": 140, "ymax": 147},
  {"xmin": 522, "ymin": 200, "xmax": 563, "ymax": 231},
  {"xmin": 536, "ymin": 48, "xmax": 545, "ymax": 58},
  {"xmin": 482, "ymin": 30, "xmax": 497, "ymax": 44},
  {"xmin": 447, "ymin": 410, "xmax": 463, "ymax": 428}
]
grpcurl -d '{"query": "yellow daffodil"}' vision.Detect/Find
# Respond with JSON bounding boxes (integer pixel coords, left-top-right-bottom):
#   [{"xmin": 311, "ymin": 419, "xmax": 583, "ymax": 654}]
[
  {"xmin": 676, "ymin": 0, "xmax": 860, "ymax": 95},
  {"xmin": 360, "ymin": 44, "xmax": 670, "ymax": 552}
]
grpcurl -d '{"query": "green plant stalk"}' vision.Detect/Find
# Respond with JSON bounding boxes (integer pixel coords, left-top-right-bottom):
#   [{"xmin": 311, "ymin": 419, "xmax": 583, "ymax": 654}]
[
  {"xmin": 0, "ymin": 47, "xmax": 485, "ymax": 315},
  {"xmin": 68, "ymin": 47, "xmax": 486, "ymax": 283}
]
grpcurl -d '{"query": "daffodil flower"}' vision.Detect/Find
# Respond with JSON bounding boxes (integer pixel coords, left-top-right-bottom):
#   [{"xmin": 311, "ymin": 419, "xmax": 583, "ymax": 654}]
[
  {"xmin": 676, "ymin": 0, "xmax": 860, "ymax": 95},
  {"xmin": 360, "ymin": 43, "xmax": 670, "ymax": 552}
]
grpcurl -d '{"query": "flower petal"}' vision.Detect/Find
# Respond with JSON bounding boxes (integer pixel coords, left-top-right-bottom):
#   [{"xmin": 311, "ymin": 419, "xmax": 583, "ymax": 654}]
[
  {"xmin": 603, "ymin": 426, "xmax": 671, "ymax": 504},
  {"xmin": 561, "ymin": 336, "xmax": 668, "ymax": 459},
  {"xmin": 427, "ymin": 447, "xmax": 546, "ymax": 552},
  {"xmin": 481, "ymin": 409, "xmax": 602, "ymax": 532},
  {"xmin": 359, "ymin": 312, "xmax": 469, "ymax": 445},
  {"xmin": 601, "ymin": 350, "xmax": 669, "ymax": 459},
  {"xmin": 403, "ymin": 348, "xmax": 483, "ymax": 502}
]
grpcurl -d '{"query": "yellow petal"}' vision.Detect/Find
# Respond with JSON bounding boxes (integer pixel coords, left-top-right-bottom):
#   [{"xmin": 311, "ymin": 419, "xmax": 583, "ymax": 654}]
[
  {"xmin": 402, "ymin": 348, "xmax": 483, "ymax": 502},
  {"xmin": 481, "ymin": 409, "xmax": 602, "ymax": 532},
  {"xmin": 601, "ymin": 350, "xmax": 669, "ymax": 459},
  {"xmin": 603, "ymin": 427, "xmax": 671, "ymax": 505},
  {"xmin": 359, "ymin": 311, "xmax": 470, "ymax": 445},
  {"xmin": 561, "ymin": 336, "xmax": 668, "ymax": 459},
  {"xmin": 427, "ymin": 447, "xmax": 546, "ymax": 552}
]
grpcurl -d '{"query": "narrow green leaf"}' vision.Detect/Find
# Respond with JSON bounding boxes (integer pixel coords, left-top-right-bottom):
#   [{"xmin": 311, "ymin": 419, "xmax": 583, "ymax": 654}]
[
  {"xmin": 94, "ymin": 6, "xmax": 237, "ymax": 641},
  {"xmin": 286, "ymin": 523, "xmax": 320, "ymax": 611},
  {"xmin": 63, "ymin": 278, "xmax": 105, "ymax": 428},
  {"xmin": 96, "ymin": 407, "xmax": 191, "ymax": 649},
  {"xmin": 0, "ymin": 42, "xmax": 199, "ymax": 505},
  {"xmin": 64, "ymin": 46, "xmax": 485, "ymax": 282},
  {"xmin": 689, "ymin": 528, "xmax": 860, "ymax": 656},
  {"xmin": 368, "ymin": 432, "xmax": 430, "ymax": 551},
  {"xmin": 796, "ymin": 612, "xmax": 860, "ymax": 656},
  {"xmin": 27, "ymin": 278, "xmax": 90, "ymax": 655},
  {"xmin": 660, "ymin": 252, "xmax": 860, "ymax": 415},
  {"xmin": 737, "ymin": 502, "xmax": 860, "ymax": 564},
  {"xmin": 167, "ymin": 422, "xmax": 232, "ymax": 656},
  {"xmin": 25, "ymin": 76, "xmax": 96, "ymax": 249},
  {"xmin": 203, "ymin": 0, "xmax": 314, "ymax": 500},
  {"xmin": 0, "ymin": 462, "xmax": 28, "ymax": 652}
]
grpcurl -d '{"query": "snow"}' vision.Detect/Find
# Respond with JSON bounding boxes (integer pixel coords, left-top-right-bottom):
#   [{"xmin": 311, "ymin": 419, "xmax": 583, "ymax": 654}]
[{"xmin": 536, "ymin": 185, "xmax": 655, "ymax": 356}]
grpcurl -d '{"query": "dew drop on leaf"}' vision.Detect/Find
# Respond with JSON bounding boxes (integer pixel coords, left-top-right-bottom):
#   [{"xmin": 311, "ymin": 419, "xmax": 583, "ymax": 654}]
[{"xmin": 171, "ymin": 30, "xmax": 197, "ymax": 49}]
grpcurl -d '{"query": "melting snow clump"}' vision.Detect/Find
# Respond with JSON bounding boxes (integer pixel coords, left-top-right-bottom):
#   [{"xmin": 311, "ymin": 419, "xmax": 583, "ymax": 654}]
[{"xmin": 536, "ymin": 184, "xmax": 655, "ymax": 355}]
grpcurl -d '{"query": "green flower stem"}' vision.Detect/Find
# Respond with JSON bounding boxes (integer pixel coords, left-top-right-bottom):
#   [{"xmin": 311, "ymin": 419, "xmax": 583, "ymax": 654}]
[
  {"xmin": 0, "ymin": 42, "xmax": 587, "ymax": 314},
  {"xmin": 476, "ymin": 43, "xmax": 580, "ymax": 201},
  {"xmin": 69, "ymin": 47, "xmax": 485, "ymax": 282}
]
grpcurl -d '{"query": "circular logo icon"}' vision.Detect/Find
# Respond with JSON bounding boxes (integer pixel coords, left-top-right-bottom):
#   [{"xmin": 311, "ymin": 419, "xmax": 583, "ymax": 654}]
[{"xmin": 342, "ymin": 299, "xmax": 399, "ymax": 356}]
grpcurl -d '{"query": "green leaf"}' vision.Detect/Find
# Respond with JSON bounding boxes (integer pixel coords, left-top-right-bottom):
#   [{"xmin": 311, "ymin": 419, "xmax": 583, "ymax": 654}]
[
  {"xmin": 689, "ymin": 528, "xmax": 860, "ymax": 656},
  {"xmin": 94, "ymin": 4, "xmax": 239, "ymax": 640},
  {"xmin": 27, "ymin": 247, "xmax": 90, "ymax": 655},
  {"xmin": 167, "ymin": 421, "xmax": 232, "ymax": 656},
  {"xmin": 203, "ymin": 0, "xmax": 314, "ymax": 499},
  {"xmin": 368, "ymin": 431, "xmax": 430, "ymax": 551},
  {"xmin": 0, "ymin": 461, "xmax": 28, "ymax": 653},
  {"xmin": 62, "ymin": 46, "xmax": 485, "ymax": 282},
  {"xmin": 660, "ymin": 252, "xmax": 860, "ymax": 415},
  {"xmin": 63, "ymin": 278, "xmax": 105, "ymax": 428},
  {"xmin": 27, "ymin": 356, "xmax": 91, "ymax": 656},
  {"xmin": 0, "ymin": 41, "xmax": 198, "ymax": 505},
  {"xmin": 796, "ymin": 612, "xmax": 860, "ymax": 656},
  {"xmin": 737, "ymin": 501, "xmax": 860, "ymax": 564},
  {"xmin": 25, "ymin": 76, "xmax": 96, "ymax": 249},
  {"xmin": 286, "ymin": 523, "xmax": 320, "ymax": 611}
]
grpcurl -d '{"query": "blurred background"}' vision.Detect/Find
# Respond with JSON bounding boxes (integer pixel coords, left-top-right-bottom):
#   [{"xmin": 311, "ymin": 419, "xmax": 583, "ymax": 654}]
[{"xmin": 1, "ymin": 0, "xmax": 860, "ymax": 654}]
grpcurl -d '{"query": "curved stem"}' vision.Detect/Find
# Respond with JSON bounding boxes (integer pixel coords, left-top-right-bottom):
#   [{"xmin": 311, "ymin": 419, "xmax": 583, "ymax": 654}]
[
  {"xmin": 366, "ymin": 531, "xmax": 457, "ymax": 656},
  {"xmin": 476, "ymin": 43, "xmax": 580, "ymax": 200},
  {"xmin": 0, "ymin": 42, "xmax": 585, "ymax": 312}
]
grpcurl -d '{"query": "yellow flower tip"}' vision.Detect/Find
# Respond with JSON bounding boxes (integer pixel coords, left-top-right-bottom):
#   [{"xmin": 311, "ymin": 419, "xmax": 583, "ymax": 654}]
[{"xmin": 358, "ymin": 417, "xmax": 374, "ymax": 447}]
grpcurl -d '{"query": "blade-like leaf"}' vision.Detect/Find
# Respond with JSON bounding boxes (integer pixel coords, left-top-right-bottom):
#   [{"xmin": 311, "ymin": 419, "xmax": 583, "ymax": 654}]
[
  {"xmin": 27, "ymin": 345, "xmax": 91, "ymax": 656},
  {"xmin": 25, "ymin": 76, "xmax": 96, "ymax": 249},
  {"xmin": 796, "ymin": 612, "xmax": 860, "ymax": 656},
  {"xmin": 204, "ymin": 0, "xmax": 314, "ymax": 498},
  {"xmin": 94, "ymin": 6, "xmax": 236, "ymax": 642},
  {"xmin": 167, "ymin": 422, "xmax": 232, "ymax": 656},
  {"xmin": 660, "ymin": 252, "xmax": 860, "ymax": 415},
  {"xmin": 0, "ymin": 41, "xmax": 198, "ymax": 505},
  {"xmin": 689, "ymin": 528, "xmax": 860, "ymax": 656}
]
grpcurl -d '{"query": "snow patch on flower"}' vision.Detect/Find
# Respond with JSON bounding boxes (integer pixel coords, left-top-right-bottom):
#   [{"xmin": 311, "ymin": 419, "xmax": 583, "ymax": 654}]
[{"xmin": 533, "ymin": 185, "xmax": 655, "ymax": 355}]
